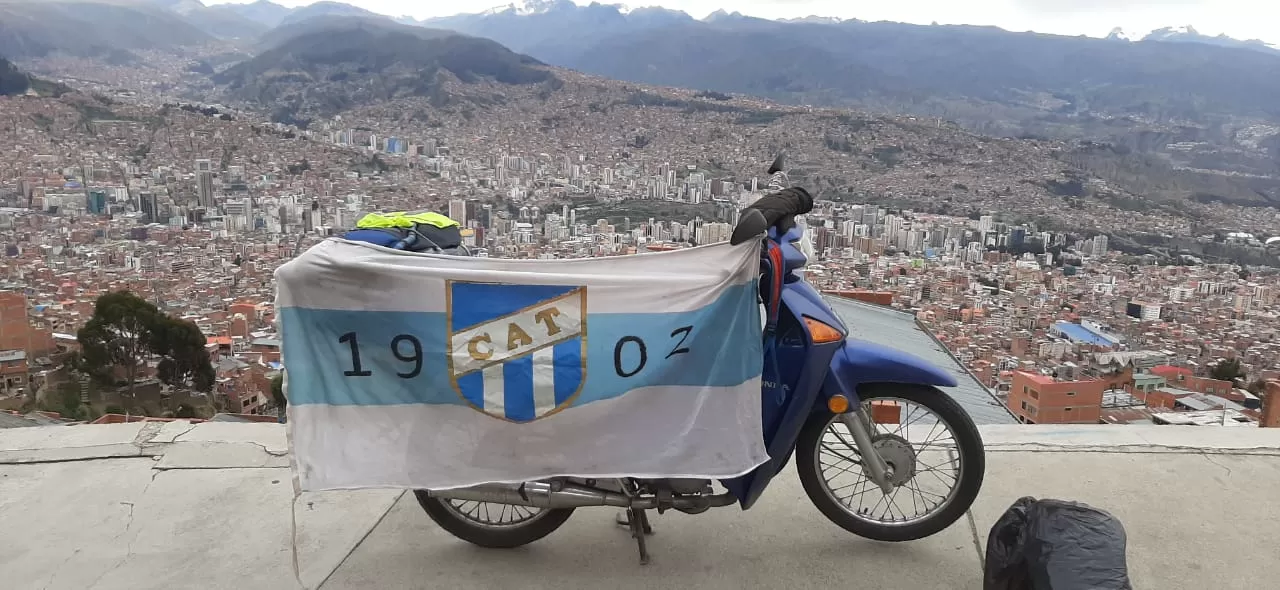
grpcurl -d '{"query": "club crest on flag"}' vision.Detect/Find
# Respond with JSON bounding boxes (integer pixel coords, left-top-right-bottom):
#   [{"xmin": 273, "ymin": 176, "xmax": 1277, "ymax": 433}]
[{"xmin": 447, "ymin": 281, "xmax": 588, "ymax": 423}]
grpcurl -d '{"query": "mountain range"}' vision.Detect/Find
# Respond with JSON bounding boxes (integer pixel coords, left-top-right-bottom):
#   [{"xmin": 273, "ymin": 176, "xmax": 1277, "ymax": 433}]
[
  {"xmin": 2, "ymin": 2, "xmax": 1276, "ymax": 136},
  {"xmin": 1138, "ymin": 25, "xmax": 1280, "ymax": 55},
  {"xmin": 1, "ymin": 0, "xmax": 1278, "ymax": 206},
  {"xmin": 2, "ymin": 1, "xmax": 1273, "ymax": 58},
  {"xmin": 0, "ymin": 0, "xmax": 214, "ymax": 61},
  {"xmin": 413, "ymin": 0, "xmax": 1280, "ymax": 200},
  {"xmin": 420, "ymin": 2, "xmax": 1280, "ymax": 125}
]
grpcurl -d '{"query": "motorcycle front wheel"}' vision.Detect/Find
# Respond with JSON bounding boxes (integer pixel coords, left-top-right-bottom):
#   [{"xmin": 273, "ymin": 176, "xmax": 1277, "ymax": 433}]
[
  {"xmin": 414, "ymin": 491, "xmax": 575, "ymax": 548},
  {"xmin": 796, "ymin": 383, "xmax": 985, "ymax": 542}
]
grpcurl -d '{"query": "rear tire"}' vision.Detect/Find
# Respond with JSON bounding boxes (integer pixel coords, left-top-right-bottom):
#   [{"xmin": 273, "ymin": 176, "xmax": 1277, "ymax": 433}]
[
  {"xmin": 796, "ymin": 384, "xmax": 985, "ymax": 542},
  {"xmin": 414, "ymin": 491, "xmax": 575, "ymax": 548}
]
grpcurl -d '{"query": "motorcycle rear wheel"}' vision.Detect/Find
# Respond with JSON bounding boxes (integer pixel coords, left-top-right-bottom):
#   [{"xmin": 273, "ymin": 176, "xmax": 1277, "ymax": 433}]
[
  {"xmin": 796, "ymin": 383, "xmax": 985, "ymax": 542},
  {"xmin": 414, "ymin": 491, "xmax": 575, "ymax": 548}
]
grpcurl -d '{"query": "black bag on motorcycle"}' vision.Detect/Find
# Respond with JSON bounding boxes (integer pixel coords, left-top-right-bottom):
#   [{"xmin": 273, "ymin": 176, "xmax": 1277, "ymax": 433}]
[{"xmin": 983, "ymin": 496, "xmax": 1133, "ymax": 590}]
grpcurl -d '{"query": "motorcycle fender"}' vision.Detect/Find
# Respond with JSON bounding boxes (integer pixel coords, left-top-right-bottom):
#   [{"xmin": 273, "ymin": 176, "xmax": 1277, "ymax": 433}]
[{"xmin": 822, "ymin": 339, "xmax": 958, "ymax": 404}]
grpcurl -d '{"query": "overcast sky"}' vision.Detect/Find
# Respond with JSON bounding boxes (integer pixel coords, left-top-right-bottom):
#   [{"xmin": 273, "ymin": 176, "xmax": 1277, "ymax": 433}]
[{"xmin": 205, "ymin": 0, "xmax": 1280, "ymax": 45}]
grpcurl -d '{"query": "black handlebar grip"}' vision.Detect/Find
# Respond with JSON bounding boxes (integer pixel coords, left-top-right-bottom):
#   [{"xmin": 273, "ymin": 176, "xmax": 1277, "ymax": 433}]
[{"xmin": 730, "ymin": 209, "xmax": 769, "ymax": 245}]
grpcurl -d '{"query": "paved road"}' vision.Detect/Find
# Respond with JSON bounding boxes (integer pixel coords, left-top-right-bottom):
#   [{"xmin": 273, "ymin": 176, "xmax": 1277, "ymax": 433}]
[
  {"xmin": 324, "ymin": 464, "xmax": 983, "ymax": 590},
  {"xmin": 4, "ymin": 423, "xmax": 1280, "ymax": 589}
]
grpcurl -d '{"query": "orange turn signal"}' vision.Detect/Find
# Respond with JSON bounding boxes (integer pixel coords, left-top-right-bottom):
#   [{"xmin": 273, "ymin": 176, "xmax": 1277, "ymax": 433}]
[
  {"xmin": 803, "ymin": 316, "xmax": 845, "ymax": 344},
  {"xmin": 827, "ymin": 394, "xmax": 851, "ymax": 414}
]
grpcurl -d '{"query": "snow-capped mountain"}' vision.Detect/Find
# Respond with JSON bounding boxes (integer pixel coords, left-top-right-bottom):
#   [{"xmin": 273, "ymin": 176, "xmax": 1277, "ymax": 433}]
[
  {"xmin": 1105, "ymin": 27, "xmax": 1132, "ymax": 42},
  {"xmin": 1142, "ymin": 25, "xmax": 1280, "ymax": 55},
  {"xmin": 481, "ymin": 0, "xmax": 576, "ymax": 17},
  {"xmin": 1144, "ymin": 24, "xmax": 1199, "ymax": 41},
  {"xmin": 782, "ymin": 16, "xmax": 845, "ymax": 25},
  {"xmin": 702, "ymin": 9, "xmax": 768, "ymax": 24}
]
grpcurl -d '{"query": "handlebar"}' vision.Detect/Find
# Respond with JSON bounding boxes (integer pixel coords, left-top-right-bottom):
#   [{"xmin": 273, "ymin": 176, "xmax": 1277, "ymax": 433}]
[
  {"xmin": 730, "ymin": 154, "xmax": 812, "ymax": 245},
  {"xmin": 766, "ymin": 154, "xmax": 789, "ymax": 191}
]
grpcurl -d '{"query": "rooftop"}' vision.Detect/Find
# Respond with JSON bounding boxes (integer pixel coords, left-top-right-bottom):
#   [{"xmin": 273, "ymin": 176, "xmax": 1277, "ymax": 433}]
[
  {"xmin": 3, "ymin": 421, "xmax": 1278, "ymax": 589},
  {"xmin": 830, "ymin": 297, "xmax": 1015, "ymax": 424},
  {"xmin": 1052, "ymin": 321, "xmax": 1116, "ymax": 346},
  {"xmin": 1014, "ymin": 370, "xmax": 1058, "ymax": 385}
]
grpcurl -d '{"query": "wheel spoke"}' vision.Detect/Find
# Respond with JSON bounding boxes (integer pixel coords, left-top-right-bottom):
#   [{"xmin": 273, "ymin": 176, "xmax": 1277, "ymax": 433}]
[
  {"xmin": 446, "ymin": 496, "xmax": 547, "ymax": 528},
  {"xmin": 820, "ymin": 442, "xmax": 861, "ymax": 465},
  {"xmin": 813, "ymin": 395, "xmax": 967, "ymax": 527}
]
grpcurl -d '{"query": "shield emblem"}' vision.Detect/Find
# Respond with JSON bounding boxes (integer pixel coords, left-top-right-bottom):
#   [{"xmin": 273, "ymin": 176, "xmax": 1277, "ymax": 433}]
[{"xmin": 447, "ymin": 281, "xmax": 588, "ymax": 423}]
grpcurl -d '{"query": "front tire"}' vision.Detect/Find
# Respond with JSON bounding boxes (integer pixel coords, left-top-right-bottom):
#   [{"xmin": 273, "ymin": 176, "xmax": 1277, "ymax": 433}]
[
  {"xmin": 796, "ymin": 384, "xmax": 985, "ymax": 542},
  {"xmin": 414, "ymin": 491, "xmax": 575, "ymax": 548}
]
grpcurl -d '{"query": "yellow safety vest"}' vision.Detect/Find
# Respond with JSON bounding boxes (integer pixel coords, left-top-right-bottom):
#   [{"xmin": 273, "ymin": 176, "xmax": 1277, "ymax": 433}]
[{"xmin": 356, "ymin": 211, "xmax": 459, "ymax": 230}]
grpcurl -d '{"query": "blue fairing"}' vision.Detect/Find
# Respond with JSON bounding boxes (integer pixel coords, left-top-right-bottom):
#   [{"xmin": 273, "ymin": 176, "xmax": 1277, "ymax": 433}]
[
  {"xmin": 721, "ymin": 278, "xmax": 842, "ymax": 509},
  {"xmin": 719, "ymin": 223, "xmax": 958, "ymax": 509},
  {"xmin": 824, "ymin": 340, "xmax": 959, "ymax": 402}
]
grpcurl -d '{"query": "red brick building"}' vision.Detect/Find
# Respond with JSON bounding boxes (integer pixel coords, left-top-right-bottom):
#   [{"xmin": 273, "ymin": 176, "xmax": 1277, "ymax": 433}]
[
  {"xmin": 1149, "ymin": 365, "xmax": 1234, "ymax": 396},
  {"xmin": 0, "ymin": 290, "xmax": 57, "ymax": 397},
  {"xmin": 1007, "ymin": 371, "xmax": 1107, "ymax": 424}
]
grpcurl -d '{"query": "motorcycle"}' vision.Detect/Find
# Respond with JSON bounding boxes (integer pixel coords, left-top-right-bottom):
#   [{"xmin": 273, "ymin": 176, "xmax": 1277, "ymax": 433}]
[{"xmin": 414, "ymin": 155, "xmax": 986, "ymax": 563}]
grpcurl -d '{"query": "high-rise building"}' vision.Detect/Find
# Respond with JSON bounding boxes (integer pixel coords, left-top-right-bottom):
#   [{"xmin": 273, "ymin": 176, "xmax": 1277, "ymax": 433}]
[
  {"xmin": 85, "ymin": 190, "xmax": 107, "ymax": 215},
  {"xmin": 1091, "ymin": 234, "xmax": 1109, "ymax": 257},
  {"xmin": 1010, "ymin": 227, "xmax": 1027, "ymax": 248},
  {"xmin": 138, "ymin": 191, "xmax": 157, "ymax": 223},
  {"xmin": 448, "ymin": 199, "xmax": 467, "ymax": 225},
  {"xmin": 195, "ymin": 159, "xmax": 215, "ymax": 208}
]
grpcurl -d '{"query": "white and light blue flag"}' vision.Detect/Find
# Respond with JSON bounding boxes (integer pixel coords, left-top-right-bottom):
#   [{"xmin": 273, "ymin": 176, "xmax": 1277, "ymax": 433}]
[{"xmin": 276, "ymin": 238, "xmax": 768, "ymax": 491}]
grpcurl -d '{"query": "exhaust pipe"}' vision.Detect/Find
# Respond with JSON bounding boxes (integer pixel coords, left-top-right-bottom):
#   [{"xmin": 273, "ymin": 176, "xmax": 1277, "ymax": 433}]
[
  {"xmin": 428, "ymin": 481, "xmax": 736, "ymax": 510},
  {"xmin": 431, "ymin": 481, "xmax": 625, "ymax": 508}
]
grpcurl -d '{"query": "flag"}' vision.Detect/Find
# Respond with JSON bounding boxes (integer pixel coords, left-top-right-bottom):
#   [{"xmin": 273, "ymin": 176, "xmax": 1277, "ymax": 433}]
[{"xmin": 276, "ymin": 238, "xmax": 767, "ymax": 491}]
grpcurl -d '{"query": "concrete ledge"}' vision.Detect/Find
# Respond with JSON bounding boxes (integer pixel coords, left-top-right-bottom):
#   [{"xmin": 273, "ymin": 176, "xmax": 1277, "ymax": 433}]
[
  {"xmin": 981, "ymin": 424, "xmax": 1280, "ymax": 453},
  {"xmin": 12, "ymin": 422, "xmax": 1280, "ymax": 464}
]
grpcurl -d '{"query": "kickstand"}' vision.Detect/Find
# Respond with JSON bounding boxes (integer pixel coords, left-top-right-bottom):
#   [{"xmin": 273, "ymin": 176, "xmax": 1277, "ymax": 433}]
[{"xmin": 616, "ymin": 508, "xmax": 654, "ymax": 564}]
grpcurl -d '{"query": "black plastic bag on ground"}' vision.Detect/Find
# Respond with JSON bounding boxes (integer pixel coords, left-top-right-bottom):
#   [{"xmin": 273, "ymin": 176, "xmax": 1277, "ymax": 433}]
[{"xmin": 984, "ymin": 496, "xmax": 1133, "ymax": 590}]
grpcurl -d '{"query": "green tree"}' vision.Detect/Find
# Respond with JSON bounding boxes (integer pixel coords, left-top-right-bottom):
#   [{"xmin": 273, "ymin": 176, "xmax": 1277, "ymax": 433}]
[
  {"xmin": 77, "ymin": 291, "xmax": 161, "ymax": 396},
  {"xmin": 1210, "ymin": 358, "xmax": 1246, "ymax": 383},
  {"xmin": 151, "ymin": 317, "xmax": 215, "ymax": 392}
]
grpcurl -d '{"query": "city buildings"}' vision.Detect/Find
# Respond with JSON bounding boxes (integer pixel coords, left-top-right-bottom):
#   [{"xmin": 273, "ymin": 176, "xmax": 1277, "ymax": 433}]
[{"xmin": 0, "ymin": 76, "xmax": 1276, "ymax": 427}]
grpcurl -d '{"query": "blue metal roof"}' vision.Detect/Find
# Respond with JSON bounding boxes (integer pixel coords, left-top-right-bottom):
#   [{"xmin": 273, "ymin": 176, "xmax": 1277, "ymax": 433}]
[
  {"xmin": 1053, "ymin": 321, "xmax": 1114, "ymax": 346},
  {"xmin": 828, "ymin": 297, "xmax": 1016, "ymax": 425}
]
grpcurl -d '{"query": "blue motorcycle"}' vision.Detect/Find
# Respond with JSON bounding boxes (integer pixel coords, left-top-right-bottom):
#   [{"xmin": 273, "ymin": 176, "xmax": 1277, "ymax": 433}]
[{"xmin": 415, "ymin": 156, "xmax": 986, "ymax": 563}]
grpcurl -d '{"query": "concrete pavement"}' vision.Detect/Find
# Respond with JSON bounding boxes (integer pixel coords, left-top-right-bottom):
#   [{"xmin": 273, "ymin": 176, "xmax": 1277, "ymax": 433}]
[{"xmin": 2, "ymin": 422, "xmax": 1278, "ymax": 589}]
